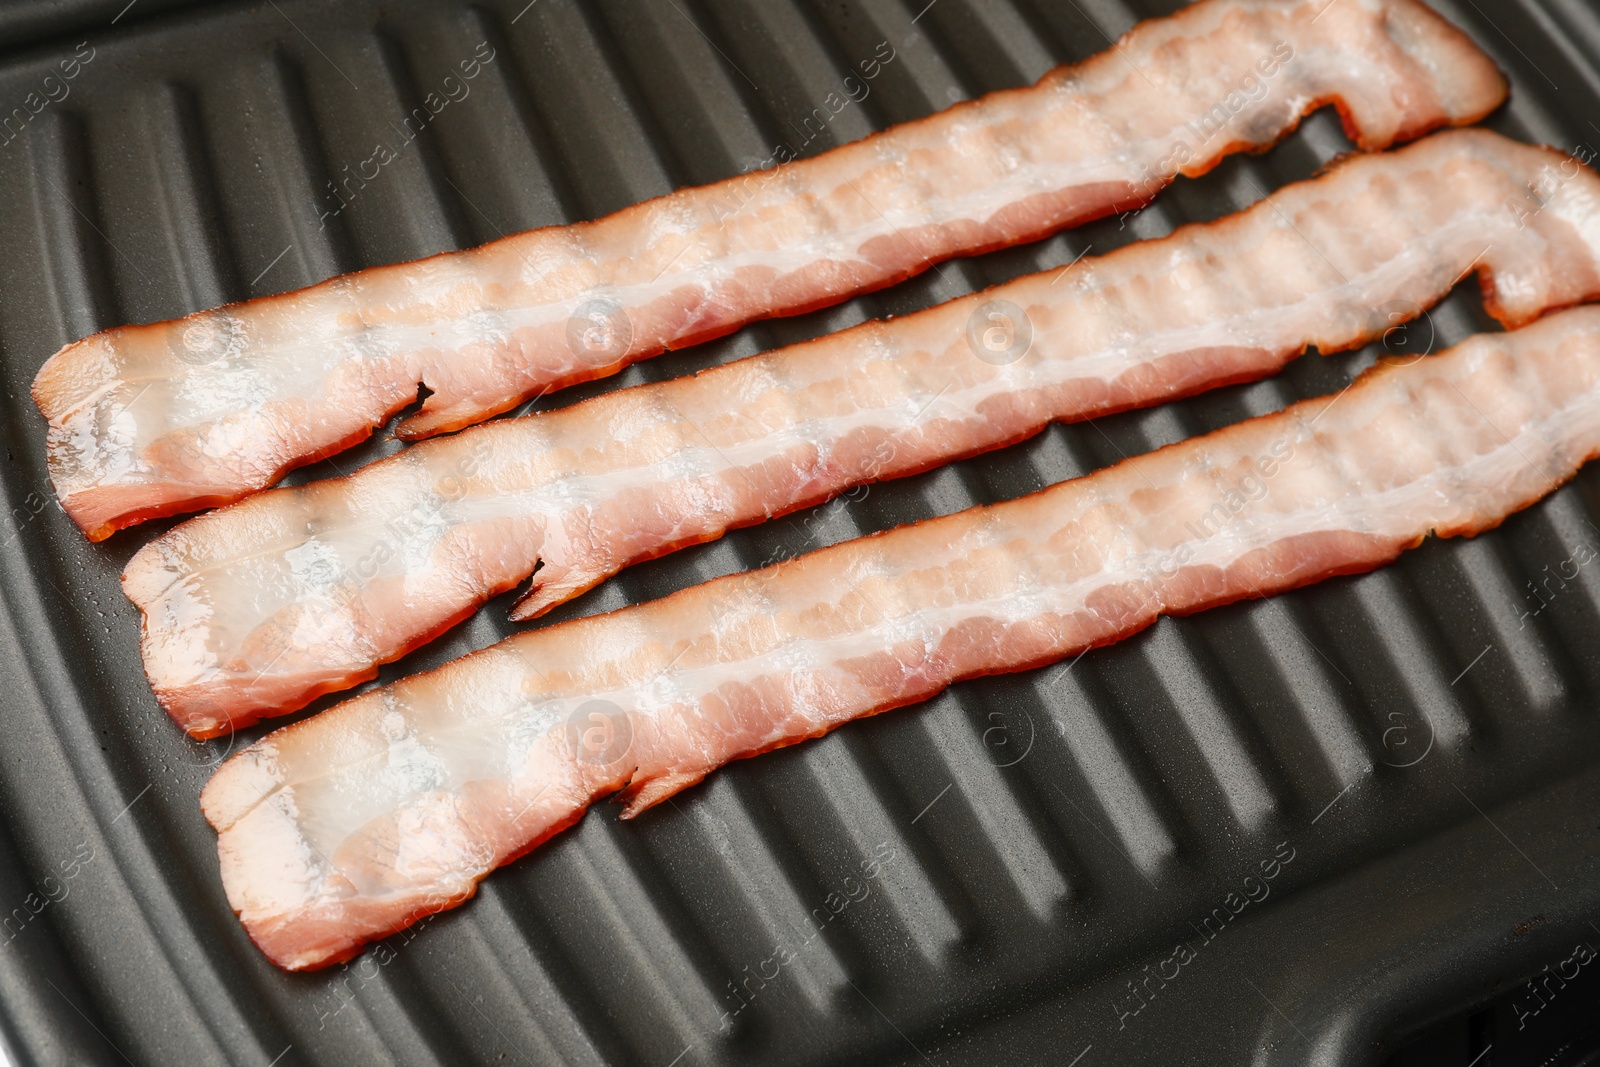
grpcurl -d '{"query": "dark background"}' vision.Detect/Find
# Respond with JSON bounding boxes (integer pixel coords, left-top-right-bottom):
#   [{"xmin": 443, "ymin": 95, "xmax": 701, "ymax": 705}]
[{"xmin": 1, "ymin": 0, "xmax": 1600, "ymax": 1063}]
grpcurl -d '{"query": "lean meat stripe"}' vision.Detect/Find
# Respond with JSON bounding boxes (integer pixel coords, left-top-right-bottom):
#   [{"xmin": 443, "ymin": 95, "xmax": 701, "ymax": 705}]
[
  {"xmin": 35, "ymin": 0, "xmax": 1505, "ymax": 541},
  {"xmin": 204, "ymin": 306, "xmax": 1600, "ymax": 971},
  {"xmin": 130, "ymin": 130, "xmax": 1600, "ymax": 738}
]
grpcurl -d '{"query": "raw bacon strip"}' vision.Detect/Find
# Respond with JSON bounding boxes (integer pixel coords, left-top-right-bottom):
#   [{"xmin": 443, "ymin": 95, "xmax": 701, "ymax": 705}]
[
  {"xmin": 35, "ymin": 0, "xmax": 1506, "ymax": 541},
  {"xmin": 203, "ymin": 306, "xmax": 1600, "ymax": 970},
  {"xmin": 130, "ymin": 130, "xmax": 1600, "ymax": 737}
]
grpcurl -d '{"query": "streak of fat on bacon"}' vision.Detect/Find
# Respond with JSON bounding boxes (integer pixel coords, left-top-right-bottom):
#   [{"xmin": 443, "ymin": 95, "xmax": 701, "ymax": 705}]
[
  {"xmin": 205, "ymin": 305, "xmax": 1600, "ymax": 971},
  {"xmin": 35, "ymin": 0, "xmax": 1506, "ymax": 541},
  {"xmin": 130, "ymin": 129, "xmax": 1600, "ymax": 738}
]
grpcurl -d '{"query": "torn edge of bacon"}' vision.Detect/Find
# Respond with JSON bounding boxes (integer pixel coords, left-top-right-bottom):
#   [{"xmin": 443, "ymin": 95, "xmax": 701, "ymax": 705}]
[
  {"xmin": 129, "ymin": 129, "xmax": 1600, "ymax": 738},
  {"xmin": 207, "ymin": 305, "xmax": 1600, "ymax": 970},
  {"xmin": 36, "ymin": 0, "xmax": 1505, "ymax": 541}
]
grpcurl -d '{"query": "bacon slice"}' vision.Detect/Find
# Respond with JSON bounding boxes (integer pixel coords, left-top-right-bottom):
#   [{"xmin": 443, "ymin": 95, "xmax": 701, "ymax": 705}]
[
  {"xmin": 35, "ymin": 0, "xmax": 1505, "ymax": 542},
  {"xmin": 129, "ymin": 130, "xmax": 1600, "ymax": 738},
  {"xmin": 205, "ymin": 306, "xmax": 1600, "ymax": 970}
]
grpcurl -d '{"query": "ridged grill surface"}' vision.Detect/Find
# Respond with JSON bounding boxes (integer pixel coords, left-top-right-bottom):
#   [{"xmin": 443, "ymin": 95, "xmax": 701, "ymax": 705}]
[{"xmin": 2, "ymin": 1, "xmax": 1600, "ymax": 1065}]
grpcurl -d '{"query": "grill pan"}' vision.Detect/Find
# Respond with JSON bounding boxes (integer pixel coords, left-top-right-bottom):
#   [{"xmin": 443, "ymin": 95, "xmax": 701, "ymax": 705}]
[{"xmin": 2, "ymin": 0, "xmax": 1600, "ymax": 1063}]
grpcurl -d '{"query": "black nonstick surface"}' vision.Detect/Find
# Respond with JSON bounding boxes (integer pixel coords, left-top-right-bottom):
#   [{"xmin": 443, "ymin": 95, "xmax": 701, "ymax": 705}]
[{"xmin": 2, "ymin": 0, "xmax": 1600, "ymax": 1064}]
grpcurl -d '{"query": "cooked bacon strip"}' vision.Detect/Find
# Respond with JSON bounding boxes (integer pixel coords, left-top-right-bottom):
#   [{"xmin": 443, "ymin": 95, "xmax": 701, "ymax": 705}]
[
  {"xmin": 129, "ymin": 130, "xmax": 1600, "ymax": 738},
  {"xmin": 35, "ymin": 0, "xmax": 1505, "ymax": 541},
  {"xmin": 203, "ymin": 306, "xmax": 1600, "ymax": 970}
]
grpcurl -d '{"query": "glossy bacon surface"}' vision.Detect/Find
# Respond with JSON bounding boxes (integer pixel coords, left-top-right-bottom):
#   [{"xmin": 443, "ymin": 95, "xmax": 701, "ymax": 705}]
[
  {"xmin": 130, "ymin": 130, "xmax": 1600, "ymax": 737},
  {"xmin": 206, "ymin": 306, "xmax": 1600, "ymax": 970},
  {"xmin": 36, "ymin": 0, "xmax": 1505, "ymax": 540}
]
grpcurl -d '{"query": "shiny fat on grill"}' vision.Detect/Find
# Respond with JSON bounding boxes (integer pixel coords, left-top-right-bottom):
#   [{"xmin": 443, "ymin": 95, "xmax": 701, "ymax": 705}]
[
  {"xmin": 33, "ymin": 0, "xmax": 1506, "ymax": 541},
  {"xmin": 203, "ymin": 305, "xmax": 1600, "ymax": 971},
  {"xmin": 129, "ymin": 129, "xmax": 1600, "ymax": 738}
]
